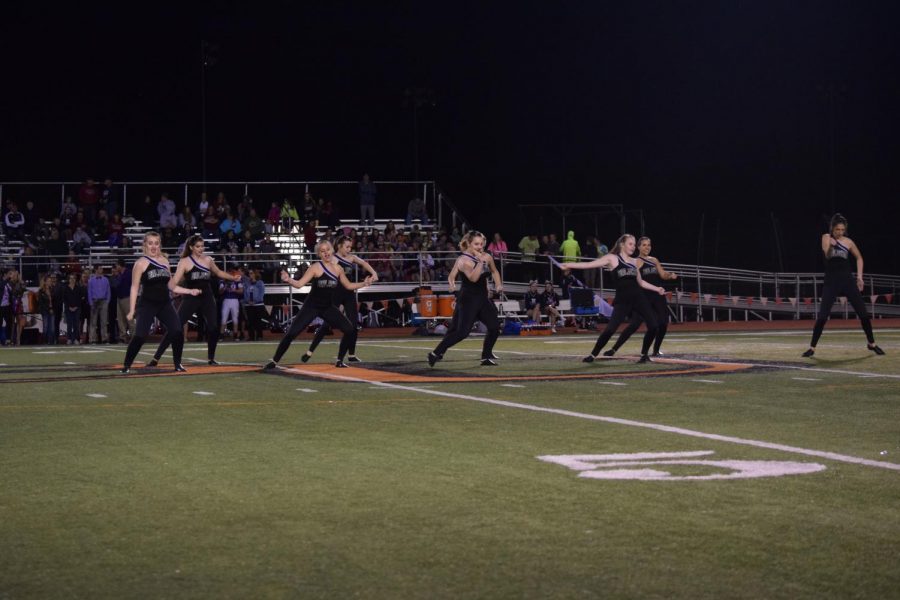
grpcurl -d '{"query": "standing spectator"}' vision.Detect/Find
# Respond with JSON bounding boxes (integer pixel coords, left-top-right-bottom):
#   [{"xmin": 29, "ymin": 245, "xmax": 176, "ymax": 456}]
[
  {"xmin": 546, "ymin": 233, "xmax": 561, "ymax": 258},
  {"xmin": 62, "ymin": 273, "xmax": 85, "ymax": 344},
  {"xmin": 280, "ymin": 198, "xmax": 300, "ymax": 233},
  {"xmin": 243, "ymin": 269, "xmax": 267, "ymax": 341},
  {"xmin": 487, "ymin": 232, "xmax": 508, "ymax": 257},
  {"xmin": 87, "ymin": 265, "xmax": 111, "ymax": 344},
  {"xmin": 406, "ymin": 197, "xmax": 429, "ymax": 226},
  {"xmin": 3, "ymin": 202, "xmax": 25, "ymax": 241},
  {"xmin": 60, "ymin": 196, "xmax": 78, "ymax": 227},
  {"xmin": 196, "ymin": 191, "xmax": 209, "ymax": 221},
  {"xmin": 1, "ymin": 269, "xmax": 19, "ymax": 345},
  {"xmin": 78, "ymin": 178, "xmax": 99, "ymax": 222},
  {"xmin": 358, "ymin": 173, "xmax": 377, "ymax": 226},
  {"xmin": 94, "ymin": 209, "xmax": 110, "ymax": 240},
  {"xmin": 22, "ymin": 200, "xmax": 38, "ymax": 236},
  {"xmin": 319, "ymin": 200, "xmax": 340, "ymax": 229},
  {"xmin": 244, "ymin": 208, "xmax": 264, "ymax": 240},
  {"xmin": 560, "ymin": 230, "xmax": 581, "ymax": 261},
  {"xmin": 266, "ymin": 201, "xmax": 281, "ymax": 233},
  {"xmin": 79, "ymin": 271, "xmax": 91, "ymax": 343},
  {"xmin": 100, "ymin": 178, "xmax": 119, "ymax": 217},
  {"xmin": 158, "ymin": 193, "xmax": 177, "ymax": 229},
  {"xmin": 139, "ymin": 194, "xmax": 157, "ymax": 225},
  {"xmin": 518, "ymin": 233, "xmax": 540, "ymax": 281},
  {"xmin": 112, "ymin": 259, "xmax": 133, "ymax": 342},
  {"xmin": 302, "ymin": 192, "xmax": 318, "ymax": 225},
  {"xmin": 38, "ymin": 274, "xmax": 58, "ymax": 344},
  {"xmin": 219, "ymin": 272, "xmax": 243, "ymax": 340}
]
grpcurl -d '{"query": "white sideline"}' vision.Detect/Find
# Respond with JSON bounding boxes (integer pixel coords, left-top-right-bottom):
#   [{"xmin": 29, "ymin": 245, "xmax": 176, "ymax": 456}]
[{"xmin": 278, "ymin": 365, "xmax": 900, "ymax": 473}]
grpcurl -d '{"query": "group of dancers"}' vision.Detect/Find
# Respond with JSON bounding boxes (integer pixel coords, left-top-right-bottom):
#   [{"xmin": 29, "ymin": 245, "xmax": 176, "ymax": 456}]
[{"xmin": 119, "ymin": 212, "xmax": 884, "ymax": 374}]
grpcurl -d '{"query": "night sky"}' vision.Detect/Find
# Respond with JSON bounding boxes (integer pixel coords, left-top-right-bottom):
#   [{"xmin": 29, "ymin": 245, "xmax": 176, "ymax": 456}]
[{"xmin": 2, "ymin": 2, "xmax": 899, "ymax": 273}]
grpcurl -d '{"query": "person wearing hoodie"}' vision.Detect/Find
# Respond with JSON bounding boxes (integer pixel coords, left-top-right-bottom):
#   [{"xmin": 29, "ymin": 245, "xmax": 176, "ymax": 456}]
[{"xmin": 560, "ymin": 230, "xmax": 581, "ymax": 260}]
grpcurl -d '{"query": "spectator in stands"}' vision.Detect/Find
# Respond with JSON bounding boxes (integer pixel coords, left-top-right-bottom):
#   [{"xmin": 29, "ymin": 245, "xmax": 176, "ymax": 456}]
[
  {"xmin": 100, "ymin": 179, "xmax": 119, "ymax": 218},
  {"xmin": 419, "ymin": 239, "xmax": 436, "ymax": 281},
  {"xmin": 46, "ymin": 228, "xmax": 68, "ymax": 257},
  {"xmin": 38, "ymin": 274, "xmax": 58, "ymax": 344},
  {"xmin": 87, "ymin": 265, "xmax": 111, "ymax": 344},
  {"xmin": 302, "ymin": 192, "xmax": 318, "ymax": 225},
  {"xmin": 20, "ymin": 245, "xmax": 40, "ymax": 284},
  {"xmin": 139, "ymin": 194, "xmax": 156, "ymax": 225},
  {"xmin": 487, "ymin": 232, "xmax": 508, "ymax": 257},
  {"xmin": 280, "ymin": 198, "xmax": 299, "ymax": 233},
  {"xmin": 523, "ymin": 280, "xmax": 542, "ymax": 323},
  {"xmin": 219, "ymin": 209, "xmax": 242, "ymax": 238},
  {"xmin": 60, "ymin": 196, "xmax": 77, "ymax": 227},
  {"xmin": 0, "ymin": 269, "xmax": 19, "ymax": 345},
  {"xmin": 22, "ymin": 200, "xmax": 38, "ymax": 236},
  {"xmin": 240, "ymin": 230, "xmax": 257, "ymax": 257},
  {"xmin": 266, "ymin": 201, "xmax": 280, "ymax": 233},
  {"xmin": 222, "ymin": 231, "xmax": 241, "ymax": 264},
  {"xmin": 196, "ymin": 191, "xmax": 209, "ymax": 219},
  {"xmin": 518, "ymin": 233, "xmax": 540, "ymax": 281},
  {"xmin": 302, "ymin": 220, "xmax": 318, "ymax": 253},
  {"xmin": 257, "ymin": 234, "xmax": 279, "ymax": 281},
  {"xmin": 72, "ymin": 225, "xmax": 93, "ymax": 254},
  {"xmin": 546, "ymin": 233, "xmax": 561, "ymax": 258},
  {"xmin": 62, "ymin": 273, "xmax": 84, "ymax": 344},
  {"xmin": 541, "ymin": 281, "xmax": 562, "ymax": 333},
  {"xmin": 62, "ymin": 250, "xmax": 82, "ymax": 277},
  {"xmin": 406, "ymin": 197, "xmax": 429, "ymax": 226},
  {"xmin": 214, "ymin": 192, "xmax": 229, "ymax": 218},
  {"xmin": 3, "ymin": 201, "xmax": 25, "ymax": 241},
  {"xmin": 158, "ymin": 193, "xmax": 177, "ymax": 229},
  {"xmin": 558, "ymin": 268, "xmax": 583, "ymax": 300},
  {"xmin": 243, "ymin": 269, "xmax": 267, "ymax": 341},
  {"xmin": 244, "ymin": 207, "xmax": 264, "ymax": 240},
  {"xmin": 78, "ymin": 178, "xmax": 99, "ymax": 222},
  {"xmin": 161, "ymin": 226, "xmax": 180, "ymax": 249},
  {"xmin": 178, "ymin": 206, "xmax": 196, "ymax": 233},
  {"xmin": 319, "ymin": 200, "xmax": 340, "ymax": 229},
  {"xmin": 112, "ymin": 259, "xmax": 133, "ymax": 342},
  {"xmin": 359, "ymin": 173, "xmax": 377, "ymax": 226},
  {"xmin": 94, "ymin": 209, "xmax": 110, "ymax": 240},
  {"xmin": 560, "ymin": 230, "xmax": 581, "ymax": 261},
  {"xmin": 201, "ymin": 206, "xmax": 220, "ymax": 238},
  {"xmin": 236, "ymin": 195, "xmax": 254, "ymax": 223}
]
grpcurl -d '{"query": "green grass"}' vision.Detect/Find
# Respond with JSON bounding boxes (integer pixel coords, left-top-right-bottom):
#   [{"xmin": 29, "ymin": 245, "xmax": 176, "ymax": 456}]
[{"xmin": 1, "ymin": 329, "xmax": 899, "ymax": 598}]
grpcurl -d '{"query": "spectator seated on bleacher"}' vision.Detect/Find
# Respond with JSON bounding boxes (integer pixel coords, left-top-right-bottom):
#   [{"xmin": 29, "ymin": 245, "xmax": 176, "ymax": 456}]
[
  {"xmin": 4, "ymin": 201, "xmax": 26, "ymax": 241},
  {"xmin": 406, "ymin": 197, "xmax": 429, "ymax": 226}
]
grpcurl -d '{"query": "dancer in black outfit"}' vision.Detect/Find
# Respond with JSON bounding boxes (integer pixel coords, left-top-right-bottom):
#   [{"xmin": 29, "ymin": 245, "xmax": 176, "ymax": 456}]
[
  {"xmin": 146, "ymin": 235, "xmax": 241, "ymax": 367},
  {"xmin": 301, "ymin": 235, "xmax": 378, "ymax": 363},
  {"xmin": 562, "ymin": 234, "xmax": 666, "ymax": 364},
  {"xmin": 603, "ymin": 236, "xmax": 678, "ymax": 357},
  {"xmin": 264, "ymin": 241, "xmax": 373, "ymax": 370},
  {"xmin": 428, "ymin": 231, "xmax": 503, "ymax": 367},
  {"xmin": 121, "ymin": 232, "xmax": 201, "ymax": 373},
  {"xmin": 803, "ymin": 213, "xmax": 884, "ymax": 357}
]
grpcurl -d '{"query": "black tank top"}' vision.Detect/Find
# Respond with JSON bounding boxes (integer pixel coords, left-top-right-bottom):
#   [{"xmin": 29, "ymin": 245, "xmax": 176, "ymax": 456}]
[
  {"xmin": 309, "ymin": 261, "xmax": 340, "ymax": 309},
  {"xmin": 459, "ymin": 253, "xmax": 489, "ymax": 297},
  {"xmin": 184, "ymin": 256, "xmax": 213, "ymax": 293},
  {"xmin": 639, "ymin": 258, "xmax": 662, "ymax": 286},
  {"xmin": 825, "ymin": 238, "xmax": 852, "ymax": 278},
  {"xmin": 609, "ymin": 255, "xmax": 639, "ymax": 294},
  {"xmin": 139, "ymin": 256, "xmax": 172, "ymax": 305}
]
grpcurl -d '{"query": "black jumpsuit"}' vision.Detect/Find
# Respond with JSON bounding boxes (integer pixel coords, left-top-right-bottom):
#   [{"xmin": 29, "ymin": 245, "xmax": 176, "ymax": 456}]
[
  {"xmin": 589, "ymin": 255, "xmax": 658, "ymax": 358},
  {"xmin": 123, "ymin": 256, "xmax": 184, "ymax": 369},
  {"xmin": 809, "ymin": 238, "xmax": 874, "ymax": 348},
  {"xmin": 152, "ymin": 256, "xmax": 220, "ymax": 363},
  {"xmin": 609, "ymin": 258, "xmax": 670, "ymax": 354},
  {"xmin": 432, "ymin": 253, "xmax": 500, "ymax": 360},
  {"xmin": 306, "ymin": 255, "xmax": 360, "ymax": 356},
  {"xmin": 272, "ymin": 262, "xmax": 357, "ymax": 363}
]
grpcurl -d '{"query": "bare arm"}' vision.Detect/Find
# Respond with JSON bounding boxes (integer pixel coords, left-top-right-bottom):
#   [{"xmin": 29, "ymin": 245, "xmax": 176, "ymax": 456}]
[
  {"xmin": 636, "ymin": 268, "xmax": 665, "ymax": 295},
  {"xmin": 459, "ymin": 259, "xmax": 483, "ymax": 283},
  {"xmin": 821, "ymin": 233, "xmax": 836, "ymax": 258},
  {"xmin": 167, "ymin": 259, "xmax": 189, "ymax": 292},
  {"xmin": 561, "ymin": 255, "xmax": 615, "ymax": 271},
  {"xmin": 126, "ymin": 260, "xmax": 147, "ymax": 320},
  {"xmin": 351, "ymin": 255, "xmax": 379, "ymax": 281},
  {"xmin": 448, "ymin": 258, "xmax": 461, "ymax": 292},
  {"xmin": 281, "ymin": 265, "xmax": 318, "ymax": 289},
  {"xmin": 849, "ymin": 239, "xmax": 865, "ymax": 291},
  {"xmin": 485, "ymin": 254, "xmax": 503, "ymax": 293},
  {"xmin": 648, "ymin": 256, "xmax": 678, "ymax": 281},
  {"xmin": 339, "ymin": 267, "xmax": 373, "ymax": 291},
  {"xmin": 208, "ymin": 258, "xmax": 241, "ymax": 282}
]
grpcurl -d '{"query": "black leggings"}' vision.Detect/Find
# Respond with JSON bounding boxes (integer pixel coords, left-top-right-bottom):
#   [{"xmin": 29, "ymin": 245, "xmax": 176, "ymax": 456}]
[
  {"xmin": 433, "ymin": 294, "xmax": 499, "ymax": 359},
  {"xmin": 810, "ymin": 276, "xmax": 874, "ymax": 347},
  {"xmin": 152, "ymin": 292, "xmax": 219, "ymax": 362},
  {"xmin": 273, "ymin": 302, "xmax": 356, "ymax": 363},
  {"xmin": 610, "ymin": 292, "xmax": 669, "ymax": 354},
  {"xmin": 590, "ymin": 290, "xmax": 658, "ymax": 357},
  {"xmin": 307, "ymin": 294, "xmax": 359, "ymax": 355},
  {"xmin": 123, "ymin": 301, "xmax": 183, "ymax": 368}
]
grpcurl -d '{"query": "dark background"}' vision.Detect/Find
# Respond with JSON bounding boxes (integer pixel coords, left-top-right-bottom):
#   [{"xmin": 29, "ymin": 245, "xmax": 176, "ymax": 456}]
[{"xmin": 2, "ymin": 2, "xmax": 898, "ymax": 273}]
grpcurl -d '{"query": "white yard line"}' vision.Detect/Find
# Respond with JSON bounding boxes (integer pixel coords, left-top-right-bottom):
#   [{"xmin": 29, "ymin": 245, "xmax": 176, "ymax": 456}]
[
  {"xmin": 792, "ymin": 377, "xmax": 823, "ymax": 382},
  {"xmin": 192, "ymin": 391, "xmax": 215, "ymax": 396},
  {"xmin": 275, "ymin": 364, "xmax": 900, "ymax": 473},
  {"xmin": 691, "ymin": 379, "xmax": 724, "ymax": 384}
]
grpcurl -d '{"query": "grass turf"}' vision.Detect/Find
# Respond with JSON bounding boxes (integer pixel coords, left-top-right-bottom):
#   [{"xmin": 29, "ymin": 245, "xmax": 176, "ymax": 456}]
[{"xmin": 1, "ymin": 329, "xmax": 898, "ymax": 598}]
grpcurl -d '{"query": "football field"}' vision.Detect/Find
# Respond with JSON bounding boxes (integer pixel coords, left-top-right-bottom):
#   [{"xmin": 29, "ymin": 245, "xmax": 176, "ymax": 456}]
[{"xmin": 1, "ymin": 328, "xmax": 899, "ymax": 599}]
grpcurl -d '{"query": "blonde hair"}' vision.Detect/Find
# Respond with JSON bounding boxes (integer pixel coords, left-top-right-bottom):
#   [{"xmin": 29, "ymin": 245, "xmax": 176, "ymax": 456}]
[
  {"xmin": 611, "ymin": 234, "xmax": 635, "ymax": 256},
  {"xmin": 142, "ymin": 231, "xmax": 169, "ymax": 260},
  {"xmin": 315, "ymin": 240, "xmax": 334, "ymax": 257},
  {"xmin": 459, "ymin": 230, "xmax": 486, "ymax": 252}
]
